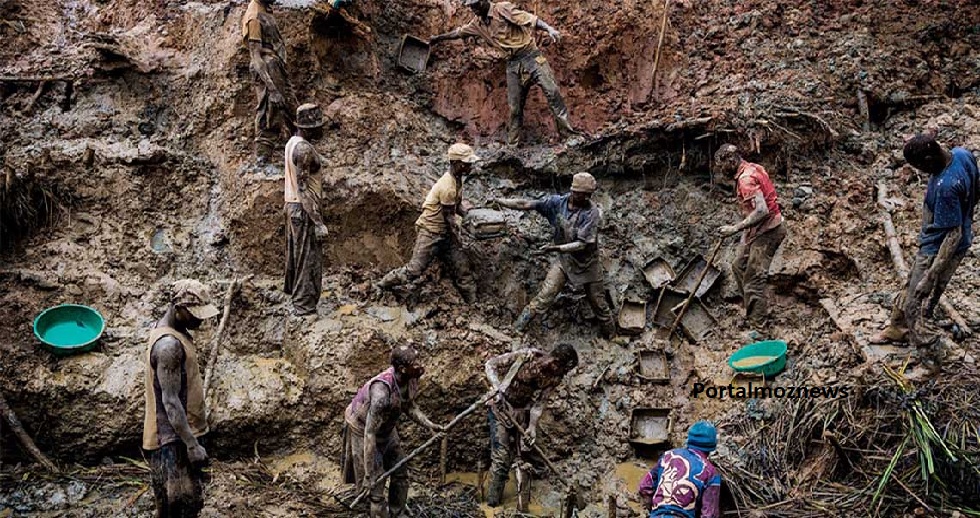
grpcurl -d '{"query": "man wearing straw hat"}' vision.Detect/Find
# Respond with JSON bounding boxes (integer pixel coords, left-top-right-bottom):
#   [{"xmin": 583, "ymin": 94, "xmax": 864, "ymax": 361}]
[
  {"xmin": 143, "ymin": 279, "xmax": 221, "ymax": 518},
  {"xmin": 493, "ymin": 172, "xmax": 616, "ymax": 338},
  {"xmin": 283, "ymin": 103, "xmax": 328, "ymax": 316},
  {"xmin": 377, "ymin": 143, "xmax": 479, "ymax": 303},
  {"xmin": 638, "ymin": 421, "xmax": 722, "ymax": 518}
]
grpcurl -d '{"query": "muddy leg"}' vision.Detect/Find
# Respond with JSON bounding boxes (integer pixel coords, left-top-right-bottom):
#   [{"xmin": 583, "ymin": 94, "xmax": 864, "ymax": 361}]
[
  {"xmin": 506, "ymin": 58, "xmax": 531, "ymax": 146},
  {"xmin": 876, "ymin": 253, "xmax": 932, "ymax": 343},
  {"xmin": 487, "ymin": 409, "xmax": 514, "ymax": 507},
  {"xmin": 253, "ymin": 84, "xmax": 276, "ymax": 163},
  {"xmin": 743, "ymin": 225, "xmax": 785, "ymax": 326},
  {"xmin": 584, "ymin": 281, "xmax": 616, "ymax": 337},
  {"xmin": 379, "ymin": 229, "xmax": 441, "ymax": 288},
  {"xmin": 924, "ymin": 251, "xmax": 966, "ymax": 318},
  {"xmin": 150, "ymin": 443, "xmax": 202, "ymax": 518},
  {"xmin": 731, "ymin": 241, "xmax": 748, "ymax": 308},
  {"xmin": 384, "ymin": 434, "xmax": 409, "ymax": 518},
  {"xmin": 518, "ymin": 263, "xmax": 567, "ymax": 332},
  {"xmin": 445, "ymin": 241, "xmax": 477, "ymax": 303},
  {"xmin": 531, "ymin": 56, "xmax": 574, "ymax": 137}
]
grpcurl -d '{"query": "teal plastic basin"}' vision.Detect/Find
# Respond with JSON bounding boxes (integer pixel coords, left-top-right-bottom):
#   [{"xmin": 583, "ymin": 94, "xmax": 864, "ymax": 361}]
[
  {"xmin": 33, "ymin": 304, "xmax": 105, "ymax": 356},
  {"xmin": 728, "ymin": 340, "xmax": 787, "ymax": 378}
]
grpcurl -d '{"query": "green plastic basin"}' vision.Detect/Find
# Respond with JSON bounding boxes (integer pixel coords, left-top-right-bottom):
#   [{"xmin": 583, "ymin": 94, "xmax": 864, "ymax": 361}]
[
  {"xmin": 728, "ymin": 340, "xmax": 787, "ymax": 378},
  {"xmin": 33, "ymin": 304, "xmax": 105, "ymax": 356}
]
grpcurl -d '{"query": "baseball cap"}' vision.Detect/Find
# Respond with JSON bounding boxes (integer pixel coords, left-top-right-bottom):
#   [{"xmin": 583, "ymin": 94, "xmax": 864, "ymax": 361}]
[
  {"xmin": 447, "ymin": 143, "xmax": 480, "ymax": 164},
  {"xmin": 172, "ymin": 279, "xmax": 221, "ymax": 320}
]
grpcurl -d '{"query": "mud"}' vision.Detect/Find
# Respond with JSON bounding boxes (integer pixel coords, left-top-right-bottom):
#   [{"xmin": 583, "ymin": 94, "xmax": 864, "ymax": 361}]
[{"xmin": 1, "ymin": 0, "xmax": 980, "ymax": 516}]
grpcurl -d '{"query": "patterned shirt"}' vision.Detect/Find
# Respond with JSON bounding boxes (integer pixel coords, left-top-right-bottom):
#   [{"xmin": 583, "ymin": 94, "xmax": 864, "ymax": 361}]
[
  {"xmin": 639, "ymin": 448, "xmax": 721, "ymax": 518},
  {"xmin": 735, "ymin": 161, "xmax": 782, "ymax": 244}
]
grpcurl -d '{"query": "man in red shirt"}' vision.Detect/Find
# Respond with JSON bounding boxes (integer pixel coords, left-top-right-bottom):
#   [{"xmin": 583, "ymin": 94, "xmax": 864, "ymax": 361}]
[{"xmin": 715, "ymin": 144, "xmax": 786, "ymax": 327}]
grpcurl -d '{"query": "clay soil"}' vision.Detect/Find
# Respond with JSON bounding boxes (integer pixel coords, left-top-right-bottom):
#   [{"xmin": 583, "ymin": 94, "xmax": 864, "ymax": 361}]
[{"xmin": 1, "ymin": 0, "xmax": 979, "ymax": 516}]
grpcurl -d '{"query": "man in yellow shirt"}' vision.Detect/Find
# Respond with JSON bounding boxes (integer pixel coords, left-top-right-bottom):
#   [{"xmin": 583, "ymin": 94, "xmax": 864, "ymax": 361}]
[
  {"xmin": 242, "ymin": 0, "xmax": 296, "ymax": 164},
  {"xmin": 377, "ymin": 143, "xmax": 479, "ymax": 303},
  {"xmin": 430, "ymin": 0, "xmax": 576, "ymax": 145}
]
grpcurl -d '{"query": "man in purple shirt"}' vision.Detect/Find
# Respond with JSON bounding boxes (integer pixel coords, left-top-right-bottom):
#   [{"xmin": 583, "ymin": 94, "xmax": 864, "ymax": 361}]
[
  {"xmin": 872, "ymin": 133, "xmax": 978, "ymax": 349},
  {"xmin": 638, "ymin": 421, "xmax": 721, "ymax": 518}
]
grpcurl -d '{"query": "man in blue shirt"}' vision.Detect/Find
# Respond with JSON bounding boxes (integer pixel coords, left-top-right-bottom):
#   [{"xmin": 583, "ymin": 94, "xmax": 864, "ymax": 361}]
[
  {"xmin": 493, "ymin": 173, "xmax": 616, "ymax": 338},
  {"xmin": 872, "ymin": 133, "xmax": 978, "ymax": 348}
]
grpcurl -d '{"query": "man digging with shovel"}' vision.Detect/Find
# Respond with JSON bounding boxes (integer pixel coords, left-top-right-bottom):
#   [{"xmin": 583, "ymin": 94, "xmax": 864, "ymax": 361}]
[
  {"xmin": 342, "ymin": 345, "xmax": 446, "ymax": 517},
  {"xmin": 484, "ymin": 343, "xmax": 578, "ymax": 510}
]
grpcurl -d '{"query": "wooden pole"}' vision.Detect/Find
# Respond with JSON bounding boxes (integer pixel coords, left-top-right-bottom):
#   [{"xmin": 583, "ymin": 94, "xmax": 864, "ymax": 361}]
[
  {"xmin": 0, "ymin": 390, "xmax": 59, "ymax": 473},
  {"xmin": 203, "ymin": 278, "xmax": 242, "ymax": 406},
  {"xmin": 651, "ymin": 0, "xmax": 671, "ymax": 99},
  {"xmin": 439, "ymin": 435, "xmax": 448, "ymax": 485},
  {"xmin": 668, "ymin": 239, "xmax": 724, "ymax": 338},
  {"xmin": 876, "ymin": 181, "xmax": 971, "ymax": 337}
]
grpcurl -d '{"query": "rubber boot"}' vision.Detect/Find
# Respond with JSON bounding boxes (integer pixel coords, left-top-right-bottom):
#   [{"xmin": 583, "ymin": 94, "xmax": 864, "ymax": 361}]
[
  {"xmin": 377, "ymin": 269, "xmax": 406, "ymax": 290},
  {"xmin": 513, "ymin": 308, "xmax": 533, "ymax": 333},
  {"xmin": 486, "ymin": 475, "xmax": 507, "ymax": 507},
  {"xmin": 599, "ymin": 319, "xmax": 617, "ymax": 339}
]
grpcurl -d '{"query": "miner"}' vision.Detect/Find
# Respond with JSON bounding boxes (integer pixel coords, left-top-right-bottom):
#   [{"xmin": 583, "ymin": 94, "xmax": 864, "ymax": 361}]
[
  {"xmin": 283, "ymin": 103, "xmax": 328, "ymax": 316},
  {"xmin": 484, "ymin": 343, "xmax": 578, "ymax": 508},
  {"xmin": 493, "ymin": 172, "xmax": 616, "ymax": 338},
  {"xmin": 429, "ymin": 0, "xmax": 576, "ymax": 145},
  {"xmin": 342, "ymin": 345, "xmax": 446, "ymax": 517},
  {"xmin": 243, "ymin": 0, "xmax": 296, "ymax": 164},
  {"xmin": 143, "ymin": 279, "xmax": 221, "ymax": 518},
  {"xmin": 638, "ymin": 421, "xmax": 722, "ymax": 518},
  {"xmin": 376, "ymin": 143, "xmax": 479, "ymax": 303},
  {"xmin": 871, "ymin": 133, "xmax": 978, "ymax": 347},
  {"xmin": 715, "ymin": 144, "xmax": 786, "ymax": 328}
]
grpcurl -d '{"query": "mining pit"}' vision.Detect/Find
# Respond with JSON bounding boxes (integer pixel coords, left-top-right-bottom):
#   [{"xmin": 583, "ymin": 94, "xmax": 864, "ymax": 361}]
[{"xmin": 1, "ymin": 0, "xmax": 979, "ymax": 516}]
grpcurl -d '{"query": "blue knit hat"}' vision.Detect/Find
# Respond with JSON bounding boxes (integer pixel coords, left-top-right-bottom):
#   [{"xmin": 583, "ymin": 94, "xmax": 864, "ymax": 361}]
[{"xmin": 687, "ymin": 421, "xmax": 717, "ymax": 452}]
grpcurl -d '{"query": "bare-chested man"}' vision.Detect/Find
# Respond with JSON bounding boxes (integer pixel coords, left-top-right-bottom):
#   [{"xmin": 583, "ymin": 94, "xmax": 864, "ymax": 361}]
[
  {"xmin": 484, "ymin": 343, "xmax": 578, "ymax": 508},
  {"xmin": 143, "ymin": 279, "xmax": 221, "ymax": 518},
  {"xmin": 342, "ymin": 345, "xmax": 446, "ymax": 517},
  {"xmin": 243, "ymin": 0, "xmax": 296, "ymax": 163},
  {"xmin": 284, "ymin": 103, "xmax": 328, "ymax": 316}
]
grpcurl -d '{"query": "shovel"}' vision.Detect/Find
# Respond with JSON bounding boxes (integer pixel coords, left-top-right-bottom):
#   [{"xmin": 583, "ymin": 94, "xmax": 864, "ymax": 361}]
[{"xmin": 510, "ymin": 418, "xmax": 581, "ymax": 518}]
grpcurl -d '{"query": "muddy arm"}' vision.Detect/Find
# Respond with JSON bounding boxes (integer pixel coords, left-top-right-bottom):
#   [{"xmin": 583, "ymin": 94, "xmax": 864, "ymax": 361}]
[
  {"xmin": 721, "ymin": 190, "xmax": 768, "ymax": 236},
  {"xmin": 362, "ymin": 382, "xmax": 390, "ymax": 486},
  {"xmin": 248, "ymin": 41, "xmax": 283, "ymax": 104},
  {"xmin": 443, "ymin": 204, "xmax": 463, "ymax": 242},
  {"xmin": 521, "ymin": 386, "xmax": 553, "ymax": 448},
  {"xmin": 153, "ymin": 337, "xmax": 207, "ymax": 462},
  {"xmin": 406, "ymin": 400, "xmax": 442, "ymax": 431},
  {"xmin": 534, "ymin": 19, "xmax": 561, "ymax": 43},
  {"xmin": 294, "ymin": 143, "xmax": 328, "ymax": 233},
  {"xmin": 485, "ymin": 351, "xmax": 526, "ymax": 390},
  {"xmin": 915, "ymin": 226, "xmax": 962, "ymax": 299},
  {"xmin": 551, "ymin": 241, "xmax": 586, "ymax": 253},
  {"xmin": 430, "ymin": 27, "xmax": 465, "ymax": 44},
  {"xmin": 737, "ymin": 190, "xmax": 769, "ymax": 230},
  {"xmin": 493, "ymin": 198, "xmax": 537, "ymax": 211}
]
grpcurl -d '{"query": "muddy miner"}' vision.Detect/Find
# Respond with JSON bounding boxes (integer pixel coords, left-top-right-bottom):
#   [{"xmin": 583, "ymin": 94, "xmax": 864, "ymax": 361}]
[{"xmin": 4, "ymin": 1, "xmax": 980, "ymax": 518}]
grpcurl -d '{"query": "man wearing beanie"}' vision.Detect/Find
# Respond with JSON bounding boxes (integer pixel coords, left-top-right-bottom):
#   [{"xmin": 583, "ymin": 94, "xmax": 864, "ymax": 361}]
[
  {"xmin": 638, "ymin": 421, "xmax": 722, "ymax": 518},
  {"xmin": 377, "ymin": 143, "xmax": 479, "ymax": 303},
  {"xmin": 493, "ymin": 172, "xmax": 616, "ymax": 338}
]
